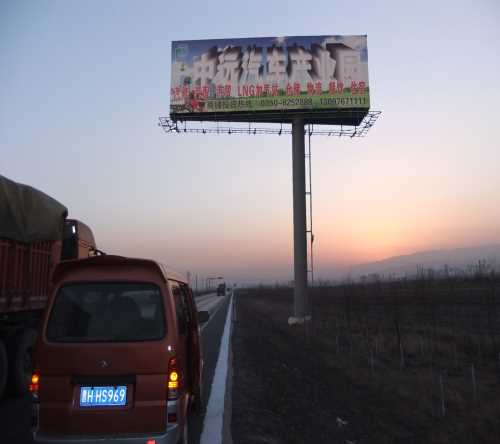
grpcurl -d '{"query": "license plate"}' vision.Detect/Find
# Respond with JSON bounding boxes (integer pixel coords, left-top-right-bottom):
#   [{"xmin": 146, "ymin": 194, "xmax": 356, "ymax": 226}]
[{"xmin": 79, "ymin": 386, "xmax": 127, "ymax": 407}]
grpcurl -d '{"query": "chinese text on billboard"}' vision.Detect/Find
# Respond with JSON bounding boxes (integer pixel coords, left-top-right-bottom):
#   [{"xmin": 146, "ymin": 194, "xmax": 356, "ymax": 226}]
[{"xmin": 170, "ymin": 35, "xmax": 369, "ymax": 118}]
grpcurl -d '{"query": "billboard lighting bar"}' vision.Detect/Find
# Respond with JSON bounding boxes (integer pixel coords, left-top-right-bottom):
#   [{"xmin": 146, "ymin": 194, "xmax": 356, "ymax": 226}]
[{"xmin": 158, "ymin": 111, "xmax": 380, "ymax": 138}]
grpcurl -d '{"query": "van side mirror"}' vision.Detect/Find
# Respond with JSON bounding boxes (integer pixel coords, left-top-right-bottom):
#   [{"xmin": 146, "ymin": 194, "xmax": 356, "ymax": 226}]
[{"xmin": 198, "ymin": 310, "xmax": 210, "ymax": 323}]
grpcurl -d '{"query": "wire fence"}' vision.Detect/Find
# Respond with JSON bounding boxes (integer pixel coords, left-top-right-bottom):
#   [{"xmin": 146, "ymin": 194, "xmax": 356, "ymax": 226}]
[{"xmin": 306, "ymin": 276, "xmax": 500, "ymax": 421}]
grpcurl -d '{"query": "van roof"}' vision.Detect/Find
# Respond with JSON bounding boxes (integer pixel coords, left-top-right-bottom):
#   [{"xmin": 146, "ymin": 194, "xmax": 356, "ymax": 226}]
[{"xmin": 53, "ymin": 255, "xmax": 187, "ymax": 284}]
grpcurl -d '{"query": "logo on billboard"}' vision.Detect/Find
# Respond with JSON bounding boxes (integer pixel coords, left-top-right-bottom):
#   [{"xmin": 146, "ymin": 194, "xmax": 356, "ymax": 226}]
[{"xmin": 174, "ymin": 44, "xmax": 188, "ymax": 61}]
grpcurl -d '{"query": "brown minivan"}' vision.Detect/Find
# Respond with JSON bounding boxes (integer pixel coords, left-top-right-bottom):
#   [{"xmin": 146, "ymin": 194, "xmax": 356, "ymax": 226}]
[{"xmin": 31, "ymin": 255, "xmax": 207, "ymax": 444}]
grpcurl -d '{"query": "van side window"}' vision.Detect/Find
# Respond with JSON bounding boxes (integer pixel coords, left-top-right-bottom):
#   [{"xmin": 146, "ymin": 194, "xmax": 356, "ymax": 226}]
[{"xmin": 170, "ymin": 282, "xmax": 188, "ymax": 335}]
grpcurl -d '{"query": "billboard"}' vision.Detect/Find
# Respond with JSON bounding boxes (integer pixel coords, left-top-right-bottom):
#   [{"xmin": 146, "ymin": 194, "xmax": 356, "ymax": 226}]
[{"xmin": 170, "ymin": 35, "xmax": 370, "ymax": 125}]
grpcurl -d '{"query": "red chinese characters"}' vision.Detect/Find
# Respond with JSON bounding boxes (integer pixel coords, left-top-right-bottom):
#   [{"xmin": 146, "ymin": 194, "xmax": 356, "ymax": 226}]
[
  {"xmin": 216, "ymin": 85, "xmax": 225, "ymax": 97},
  {"xmin": 315, "ymin": 82, "xmax": 322, "ymax": 95},
  {"xmin": 327, "ymin": 81, "xmax": 345, "ymax": 94}
]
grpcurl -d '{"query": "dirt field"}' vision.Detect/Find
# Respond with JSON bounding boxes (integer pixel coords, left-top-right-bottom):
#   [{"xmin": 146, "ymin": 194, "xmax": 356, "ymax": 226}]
[{"xmin": 230, "ymin": 279, "xmax": 500, "ymax": 444}]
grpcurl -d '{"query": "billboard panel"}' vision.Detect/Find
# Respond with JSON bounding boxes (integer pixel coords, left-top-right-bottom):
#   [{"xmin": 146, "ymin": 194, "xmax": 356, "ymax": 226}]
[{"xmin": 170, "ymin": 35, "xmax": 370, "ymax": 125}]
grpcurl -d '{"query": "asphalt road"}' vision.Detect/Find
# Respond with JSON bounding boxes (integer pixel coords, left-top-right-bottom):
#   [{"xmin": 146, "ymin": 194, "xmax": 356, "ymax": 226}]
[
  {"xmin": 189, "ymin": 293, "xmax": 231, "ymax": 444},
  {"xmin": 0, "ymin": 293, "xmax": 231, "ymax": 444}
]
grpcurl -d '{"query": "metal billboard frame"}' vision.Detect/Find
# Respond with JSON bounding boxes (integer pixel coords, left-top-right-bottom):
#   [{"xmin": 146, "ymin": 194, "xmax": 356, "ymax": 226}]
[
  {"xmin": 159, "ymin": 111, "xmax": 380, "ymax": 137},
  {"xmin": 159, "ymin": 110, "xmax": 381, "ymax": 327},
  {"xmin": 164, "ymin": 34, "xmax": 379, "ymax": 326}
]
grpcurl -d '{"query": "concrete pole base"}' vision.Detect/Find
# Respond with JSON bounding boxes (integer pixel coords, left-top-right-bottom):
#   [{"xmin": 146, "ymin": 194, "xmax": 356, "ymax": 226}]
[{"xmin": 287, "ymin": 315, "xmax": 312, "ymax": 326}]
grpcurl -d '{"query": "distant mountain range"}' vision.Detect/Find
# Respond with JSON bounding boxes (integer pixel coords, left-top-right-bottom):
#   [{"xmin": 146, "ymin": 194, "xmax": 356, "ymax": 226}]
[{"xmin": 345, "ymin": 244, "xmax": 500, "ymax": 279}]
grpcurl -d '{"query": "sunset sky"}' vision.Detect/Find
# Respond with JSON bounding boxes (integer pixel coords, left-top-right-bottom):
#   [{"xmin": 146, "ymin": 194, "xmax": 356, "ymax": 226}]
[{"xmin": 1, "ymin": 0, "xmax": 499, "ymax": 284}]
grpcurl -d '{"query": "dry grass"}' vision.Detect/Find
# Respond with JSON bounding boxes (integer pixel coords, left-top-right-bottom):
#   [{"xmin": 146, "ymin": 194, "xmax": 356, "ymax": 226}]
[{"xmin": 232, "ymin": 277, "xmax": 500, "ymax": 444}]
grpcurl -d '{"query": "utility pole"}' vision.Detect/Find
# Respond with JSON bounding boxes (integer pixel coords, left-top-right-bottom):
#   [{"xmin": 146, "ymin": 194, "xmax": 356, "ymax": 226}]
[{"xmin": 289, "ymin": 117, "xmax": 310, "ymax": 325}]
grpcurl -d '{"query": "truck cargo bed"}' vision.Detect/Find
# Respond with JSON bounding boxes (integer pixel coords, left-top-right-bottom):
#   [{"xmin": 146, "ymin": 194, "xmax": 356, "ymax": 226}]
[{"xmin": 0, "ymin": 239, "xmax": 58, "ymax": 314}]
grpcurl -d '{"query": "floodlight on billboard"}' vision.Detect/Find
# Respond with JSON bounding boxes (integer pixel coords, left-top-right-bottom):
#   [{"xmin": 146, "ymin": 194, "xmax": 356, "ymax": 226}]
[{"xmin": 170, "ymin": 35, "xmax": 370, "ymax": 125}]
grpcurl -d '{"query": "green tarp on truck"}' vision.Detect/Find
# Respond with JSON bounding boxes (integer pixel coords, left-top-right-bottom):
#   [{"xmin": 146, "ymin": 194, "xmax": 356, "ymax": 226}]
[{"xmin": 0, "ymin": 175, "xmax": 67, "ymax": 243}]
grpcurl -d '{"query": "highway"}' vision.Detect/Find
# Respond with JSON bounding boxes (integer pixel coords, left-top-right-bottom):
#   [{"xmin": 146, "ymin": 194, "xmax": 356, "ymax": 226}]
[{"xmin": 0, "ymin": 292, "xmax": 232, "ymax": 444}]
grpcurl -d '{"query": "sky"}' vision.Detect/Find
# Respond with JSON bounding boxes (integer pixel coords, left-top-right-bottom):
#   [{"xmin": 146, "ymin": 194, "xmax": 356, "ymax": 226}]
[{"xmin": 1, "ymin": 0, "xmax": 499, "ymax": 285}]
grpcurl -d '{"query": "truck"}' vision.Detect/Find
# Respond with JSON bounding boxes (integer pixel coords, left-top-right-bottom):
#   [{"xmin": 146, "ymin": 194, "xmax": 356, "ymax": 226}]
[
  {"xmin": 0, "ymin": 175, "xmax": 97, "ymax": 399},
  {"xmin": 217, "ymin": 282, "xmax": 226, "ymax": 296}
]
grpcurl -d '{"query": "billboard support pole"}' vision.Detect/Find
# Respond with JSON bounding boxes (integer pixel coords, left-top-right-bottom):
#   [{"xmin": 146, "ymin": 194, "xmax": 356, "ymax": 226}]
[{"xmin": 289, "ymin": 117, "xmax": 310, "ymax": 325}]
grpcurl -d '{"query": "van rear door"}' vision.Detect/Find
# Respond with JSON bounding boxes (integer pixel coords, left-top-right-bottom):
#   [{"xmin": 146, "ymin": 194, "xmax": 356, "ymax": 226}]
[
  {"xmin": 169, "ymin": 281, "xmax": 190, "ymax": 392},
  {"xmin": 37, "ymin": 281, "xmax": 171, "ymax": 436},
  {"xmin": 180, "ymin": 283, "xmax": 202, "ymax": 400}
]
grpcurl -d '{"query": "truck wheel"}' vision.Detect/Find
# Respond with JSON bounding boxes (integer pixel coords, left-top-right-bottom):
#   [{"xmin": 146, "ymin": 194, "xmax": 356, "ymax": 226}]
[
  {"xmin": 0, "ymin": 341, "xmax": 7, "ymax": 399},
  {"xmin": 9, "ymin": 329, "xmax": 37, "ymax": 396}
]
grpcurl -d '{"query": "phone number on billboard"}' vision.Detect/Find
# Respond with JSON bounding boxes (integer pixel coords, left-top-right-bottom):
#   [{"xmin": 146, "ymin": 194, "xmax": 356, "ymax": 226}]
[
  {"xmin": 259, "ymin": 97, "xmax": 313, "ymax": 107},
  {"xmin": 319, "ymin": 97, "xmax": 368, "ymax": 106},
  {"xmin": 205, "ymin": 95, "xmax": 368, "ymax": 111}
]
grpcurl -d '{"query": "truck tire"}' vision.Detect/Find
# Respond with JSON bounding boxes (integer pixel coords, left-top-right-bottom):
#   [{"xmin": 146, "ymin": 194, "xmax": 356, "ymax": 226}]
[
  {"xmin": 8, "ymin": 328, "xmax": 37, "ymax": 396},
  {"xmin": 0, "ymin": 341, "xmax": 7, "ymax": 399}
]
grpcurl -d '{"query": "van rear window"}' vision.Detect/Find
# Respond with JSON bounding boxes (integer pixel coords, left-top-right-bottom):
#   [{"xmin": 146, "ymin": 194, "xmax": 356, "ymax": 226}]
[{"xmin": 46, "ymin": 282, "xmax": 166, "ymax": 343}]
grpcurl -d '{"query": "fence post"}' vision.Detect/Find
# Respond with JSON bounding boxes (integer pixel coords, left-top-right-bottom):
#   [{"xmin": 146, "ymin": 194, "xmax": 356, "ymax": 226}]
[
  {"xmin": 399, "ymin": 341, "xmax": 405, "ymax": 370},
  {"xmin": 471, "ymin": 364, "xmax": 478, "ymax": 404},
  {"xmin": 439, "ymin": 372, "xmax": 446, "ymax": 417},
  {"xmin": 370, "ymin": 348, "xmax": 375, "ymax": 377}
]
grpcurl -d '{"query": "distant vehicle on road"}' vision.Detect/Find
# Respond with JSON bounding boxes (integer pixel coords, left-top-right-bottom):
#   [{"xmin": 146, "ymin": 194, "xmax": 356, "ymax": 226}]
[
  {"xmin": 217, "ymin": 283, "xmax": 226, "ymax": 296},
  {"xmin": 31, "ymin": 255, "xmax": 208, "ymax": 444},
  {"xmin": 0, "ymin": 175, "xmax": 97, "ymax": 399}
]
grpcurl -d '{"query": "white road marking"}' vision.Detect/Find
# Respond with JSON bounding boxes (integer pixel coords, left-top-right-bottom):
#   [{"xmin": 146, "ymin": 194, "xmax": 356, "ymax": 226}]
[{"xmin": 199, "ymin": 295, "xmax": 233, "ymax": 444}]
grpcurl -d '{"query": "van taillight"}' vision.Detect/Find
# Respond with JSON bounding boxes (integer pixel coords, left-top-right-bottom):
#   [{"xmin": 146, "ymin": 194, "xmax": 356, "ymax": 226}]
[
  {"xmin": 167, "ymin": 357, "xmax": 180, "ymax": 400},
  {"xmin": 29, "ymin": 372, "xmax": 40, "ymax": 395}
]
